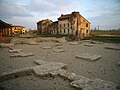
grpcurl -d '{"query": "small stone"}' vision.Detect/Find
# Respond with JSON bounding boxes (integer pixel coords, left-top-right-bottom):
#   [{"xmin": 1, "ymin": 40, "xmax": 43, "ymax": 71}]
[
  {"xmin": 10, "ymin": 52, "xmax": 34, "ymax": 57},
  {"xmin": 53, "ymin": 49, "xmax": 65, "ymax": 53},
  {"xmin": 75, "ymin": 53, "xmax": 101, "ymax": 61}
]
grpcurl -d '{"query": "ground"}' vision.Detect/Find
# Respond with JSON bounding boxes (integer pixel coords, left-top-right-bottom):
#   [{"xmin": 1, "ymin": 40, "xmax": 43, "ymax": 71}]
[{"xmin": 0, "ymin": 40, "xmax": 120, "ymax": 90}]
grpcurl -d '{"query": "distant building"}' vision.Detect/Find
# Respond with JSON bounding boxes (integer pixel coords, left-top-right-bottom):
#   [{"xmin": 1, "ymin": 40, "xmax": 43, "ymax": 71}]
[
  {"xmin": 58, "ymin": 11, "xmax": 90, "ymax": 37},
  {"xmin": 37, "ymin": 19, "xmax": 52, "ymax": 34},
  {"xmin": 0, "ymin": 19, "xmax": 25, "ymax": 36},
  {"xmin": 37, "ymin": 11, "xmax": 90, "ymax": 38},
  {"xmin": 50, "ymin": 21, "xmax": 58, "ymax": 34}
]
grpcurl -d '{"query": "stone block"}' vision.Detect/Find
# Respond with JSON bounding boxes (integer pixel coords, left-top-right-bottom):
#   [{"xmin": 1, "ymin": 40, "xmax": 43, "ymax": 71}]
[
  {"xmin": 53, "ymin": 49, "xmax": 65, "ymax": 53},
  {"xmin": 41, "ymin": 46, "xmax": 52, "ymax": 49},
  {"xmin": 9, "ymin": 49, "xmax": 23, "ymax": 53},
  {"xmin": 0, "ymin": 43, "xmax": 14, "ymax": 49},
  {"xmin": 10, "ymin": 52, "xmax": 34, "ymax": 57},
  {"xmin": 70, "ymin": 77, "xmax": 118, "ymax": 90},
  {"xmin": 75, "ymin": 53, "xmax": 101, "ymax": 61},
  {"xmin": 0, "ymin": 67, "xmax": 33, "ymax": 82},
  {"xmin": 33, "ymin": 60, "xmax": 49, "ymax": 65}
]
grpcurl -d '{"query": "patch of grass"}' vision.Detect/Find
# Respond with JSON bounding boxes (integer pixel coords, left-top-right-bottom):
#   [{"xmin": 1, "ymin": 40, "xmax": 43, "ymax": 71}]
[{"xmin": 83, "ymin": 36, "xmax": 120, "ymax": 43}]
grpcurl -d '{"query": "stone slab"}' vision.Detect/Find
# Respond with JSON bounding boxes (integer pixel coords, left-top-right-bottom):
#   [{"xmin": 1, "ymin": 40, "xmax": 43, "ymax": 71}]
[
  {"xmin": 53, "ymin": 49, "xmax": 65, "ymax": 53},
  {"xmin": 33, "ymin": 62, "xmax": 67, "ymax": 77},
  {"xmin": 9, "ymin": 49, "xmax": 23, "ymax": 53},
  {"xmin": 105, "ymin": 46, "xmax": 120, "ymax": 50},
  {"xmin": 41, "ymin": 46, "xmax": 52, "ymax": 49},
  {"xmin": 10, "ymin": 52, "xmax": 34, "ymax": 57},
  {"xmin": 0, "ymin": 67, "xmax": 33, "ymax": 82},
  {"xmin": 0, "ymin": 43, "xmax": 14, "ymax": 49},
  {"xmin": 69, "ymin": 42, "xmax": 80, "ymax": 45},
  {"xmin": 70, "ymin": 75, "xmax": 118, "ymax": 90},
  {"xmin": 33, "ymin": 60, "xmax": 49, "ymax": 65},
  {"xmin": 84, "ymin": 44, "xmax": 94, "ymax": 47},
  {"xmin": 75, "ymin": 53, "xmax": 101, "ymax": 61}
]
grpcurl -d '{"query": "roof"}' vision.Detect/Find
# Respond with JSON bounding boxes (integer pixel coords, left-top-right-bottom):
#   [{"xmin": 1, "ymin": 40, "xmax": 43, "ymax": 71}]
[
  {"xmin": 58, "ymin": 11, "xmax": 90, "ymax": 24},
  {"xmin": 12, "ymin": 25, "xmax": 25, "ymax": 28},
  {"xmin": 0, "ymin": 19, "xmax": 12, "ymax": 29},
  {"xmin": 58, "ymin": 14, "xmax": 71, "ymax": 20}
]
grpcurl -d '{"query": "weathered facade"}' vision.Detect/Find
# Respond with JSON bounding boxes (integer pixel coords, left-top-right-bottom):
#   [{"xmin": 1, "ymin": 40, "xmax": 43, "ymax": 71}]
[
  {"xmin": 0, "ymin": 20, "xmax": 25, "ymax": 36},
  {"xmin": 37, "ymin": 19, "xmax": 52, "ymax": 34},
  {"xmin": 50, "ymin": 21, "xmax": 58, "ymax": 34},
  {"xmin": 37, "ymin": 11, "xmax": 90, "ymax": 38},
  {"xmin": 58, "ymin": 12, "xmax": 90, "ymax": 37}
]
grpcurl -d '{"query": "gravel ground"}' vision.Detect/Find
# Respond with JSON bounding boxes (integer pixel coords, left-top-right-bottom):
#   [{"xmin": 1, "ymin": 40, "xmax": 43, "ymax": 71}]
[{"xmin": 0, "ymin": 41, "xmax": 120, "ymax": 90}]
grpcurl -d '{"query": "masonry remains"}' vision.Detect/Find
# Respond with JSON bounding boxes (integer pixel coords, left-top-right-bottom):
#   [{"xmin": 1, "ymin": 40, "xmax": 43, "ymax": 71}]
[{"xmin": 37, "ymin": 11, "xmax": 90, "ymax": 38}]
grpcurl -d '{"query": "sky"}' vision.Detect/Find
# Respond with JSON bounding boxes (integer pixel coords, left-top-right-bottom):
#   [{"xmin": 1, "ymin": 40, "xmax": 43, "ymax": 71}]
[{"xmin": 0, "ymin": 0, "xmax": 120, "ymax": 30}]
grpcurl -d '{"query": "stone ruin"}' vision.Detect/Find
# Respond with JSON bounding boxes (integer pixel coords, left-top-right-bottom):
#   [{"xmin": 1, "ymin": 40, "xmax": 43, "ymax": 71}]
[
  {"xmin": 75, "ymin": 53, "xmax": 101, "ymax": 61},
  {"xmin": 0, "ymin": 60, "xmax": 119, "ymax": 90}
]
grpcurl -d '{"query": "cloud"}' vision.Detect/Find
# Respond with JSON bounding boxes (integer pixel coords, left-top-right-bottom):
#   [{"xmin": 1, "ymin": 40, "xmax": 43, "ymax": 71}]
[{"xmin": 0, "ymin": 1, "xmax": 33, "ymax": 19}]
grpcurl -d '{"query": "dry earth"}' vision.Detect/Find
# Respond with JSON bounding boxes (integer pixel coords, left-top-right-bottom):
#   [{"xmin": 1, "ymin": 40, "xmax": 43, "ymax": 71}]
[{"xmin": 0, "ymin": 38, "xmax": 120, "ymax": 90}]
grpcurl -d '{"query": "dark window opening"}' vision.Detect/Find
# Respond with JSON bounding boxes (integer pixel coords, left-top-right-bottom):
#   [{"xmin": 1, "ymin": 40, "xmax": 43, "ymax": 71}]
[
  {"xmin": 64, "ymin": 29, "xmax": 65, "ymax": 33},
  {"xmin": 86, "ymin": 30, "xmax": 89, "ymax": 33},
  {"xmin": 64, "ymin": 24, "xmax": 65, "ymax": 27},
  {"xmin": 86, "ymin": 23, "xmax": 88, "ymax": 27}
]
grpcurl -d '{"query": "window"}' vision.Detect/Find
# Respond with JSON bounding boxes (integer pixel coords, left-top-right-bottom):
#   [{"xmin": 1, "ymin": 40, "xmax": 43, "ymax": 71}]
[
  {"xmin": 68, "ymin": 29, "xmax": 69, "ymax": 34},
  {"xmin": 86, "ymin": 30, "xmax": 89, "ymax": 33},
  {"xmin": 64, "ymin": 24, "xmax": 65, "ymax": 27},
  {"xmin": 68, "ymin": 23, "xmax": 69, "ymax": 27},
  {"xmin": 86, "ymin": 23, "xmax": 88, "ymax": 27},
  {"xmin": 59, "ymin": 24, "xmax": 61, "ymax": 27},
  {"xmin": 64, "ymin": 29, "xmax": 65, "ymax": 33},
  {"xmin": 60, "ymin": 29, "xmax": 61, "ymax": 33}
]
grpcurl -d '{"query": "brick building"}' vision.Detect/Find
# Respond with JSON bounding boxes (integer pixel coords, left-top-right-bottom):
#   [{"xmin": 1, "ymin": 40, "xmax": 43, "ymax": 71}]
[
  {"xmin": 0, "ymin": 20, "xmax": 25, "ymax": 36},
  {"xmin": 58, "ymin": 11, "xmax": 90, "ymax": 37},
  {"xmin": 37, "ymin": 11, "xmax": 90, "ymax": 38},
  {"xmin": 37, "ymin": 19, "xmax": 52, "ymax": 34}
]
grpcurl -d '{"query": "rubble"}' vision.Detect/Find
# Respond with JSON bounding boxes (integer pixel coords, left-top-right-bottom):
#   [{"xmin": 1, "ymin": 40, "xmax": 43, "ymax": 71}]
[
  {"xmin": 84, "ymin": 44, "xmax": 94, "ymax": 47},
  {"xmin": 10, "ymin": 52, "xmax": 34, "ymax": 57},
  {"xmin": 9, "ymin": 49, "xmax": 23, "ymax": 53},
  {"xmin": 75, "ymin": 53, "xmax": 101, "ymax": 61},
  {"xmin": 0, "ymin": 43, "xmax": 14, "ymax": 49},
  {"xmin": 70, "ymin": 77, "xmax": 118, "ymax": 90},
  {"xmin": 69, "ymin": 42, "xmax": 80, "ymax": 45},
  {"xmin": 0, "ymin": 67, "xmax": 33, "ymax": 82},
  {"xmin": 105, "ymin": 46, "xmax": 120, "ymax": 50},
  {"xmin": 53, "ymin": 49, "xmax": 65, "ymax": 53},
  {"xmin": 41, "ymin": 46, "xmax": 52, "ymax": 49},
  {"xmin": 0, "ymin": 60, "xmax": 119, "ymax": 90}
]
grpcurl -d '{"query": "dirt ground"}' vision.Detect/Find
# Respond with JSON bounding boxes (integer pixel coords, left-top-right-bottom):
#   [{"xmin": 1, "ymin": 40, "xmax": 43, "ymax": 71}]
[{"xmin": 0, "ymin": 40, "xmax": 120, "ymax": 90}]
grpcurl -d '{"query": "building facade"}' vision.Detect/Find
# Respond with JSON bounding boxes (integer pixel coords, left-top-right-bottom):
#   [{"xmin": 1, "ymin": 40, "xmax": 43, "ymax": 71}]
[
  {"xmin": 37, "ymin": 19, "xmax": 52, "ymax": 34},
  {"xmin": 0, "ymin": 20, "xmax": 25, "ymax": 36},
  {"xmin": 58, "ymin": 12, "xmax": 90, "ymax": 38},
  {"xmin": 37, "ymin": 11, "xmax": 90, "ymax": 38}
]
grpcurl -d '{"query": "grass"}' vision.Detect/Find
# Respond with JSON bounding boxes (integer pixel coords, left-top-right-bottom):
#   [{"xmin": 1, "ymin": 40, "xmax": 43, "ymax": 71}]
[
  {"xmin": 90, "ymin": 30, "xmax": 120, "ymax": 36},
  {"xmin": 83, "ymin": 36, "xmax": 120, "ymax": 43}
]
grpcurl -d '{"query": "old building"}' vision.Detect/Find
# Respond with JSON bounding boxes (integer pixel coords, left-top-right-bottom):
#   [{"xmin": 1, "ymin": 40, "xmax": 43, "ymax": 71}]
[
  {"xmin": 37, "ymin": 19, "xmax": 52, "ymax": 34},
  {"xmin": 0, "ymin": 19, "xmax": 25, "ymax": 36},
  {"xmin": 58, "ymin": 11, "xmax": 90, "ymax": 38},
  {"xmin": 50, "ymin": 21, "xmax": 58, "ymax": 34},
  {"xmin": 37, "ymin": 11, "xmax": 90, "ymax": 38}
]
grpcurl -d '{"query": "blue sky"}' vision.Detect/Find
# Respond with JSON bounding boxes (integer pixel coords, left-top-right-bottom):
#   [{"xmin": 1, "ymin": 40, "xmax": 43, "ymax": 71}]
[{"xmin": 0, "ymin": 0, "xmax": 120, "ymax": 30}]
